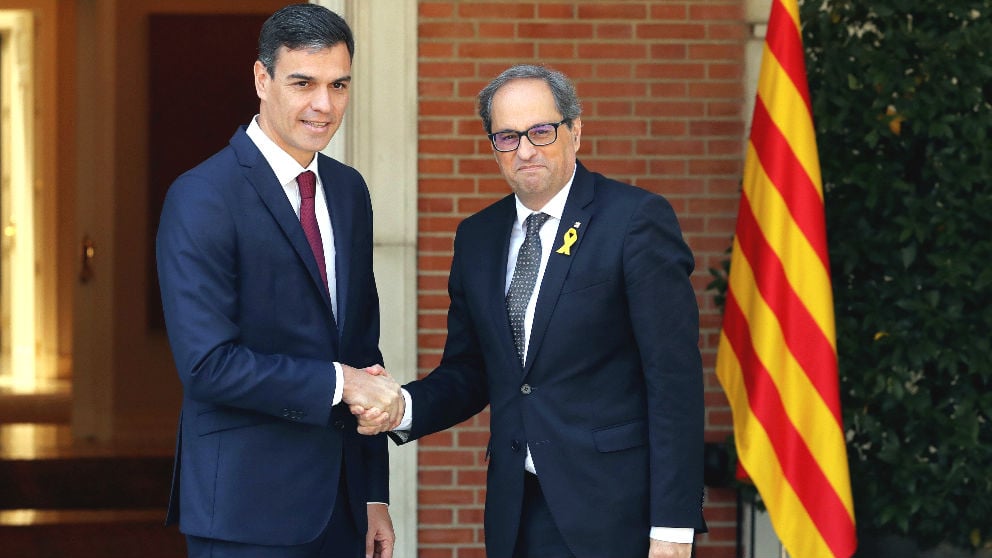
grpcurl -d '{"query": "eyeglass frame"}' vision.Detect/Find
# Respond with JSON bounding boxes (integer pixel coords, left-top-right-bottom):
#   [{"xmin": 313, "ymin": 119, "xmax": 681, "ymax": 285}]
[{"xmin": 487, "ymin": 119, "xmax": 571, "ymax": 152}]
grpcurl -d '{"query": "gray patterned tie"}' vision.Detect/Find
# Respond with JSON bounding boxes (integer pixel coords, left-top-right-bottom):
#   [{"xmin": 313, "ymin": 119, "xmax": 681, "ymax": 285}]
[{"xmin": 506, "ymin": 212, "xmax": 550, "ymax": 364}]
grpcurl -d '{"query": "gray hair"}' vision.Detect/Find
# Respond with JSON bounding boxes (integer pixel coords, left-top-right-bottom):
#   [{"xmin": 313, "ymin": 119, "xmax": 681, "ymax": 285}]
[
  {"xmin": 477, "ymin": 64, "xmax": 582, "ymax": 133},
  {"xmin": 257, "ymin": 3, "xmax": 354, "ymax": 77}
]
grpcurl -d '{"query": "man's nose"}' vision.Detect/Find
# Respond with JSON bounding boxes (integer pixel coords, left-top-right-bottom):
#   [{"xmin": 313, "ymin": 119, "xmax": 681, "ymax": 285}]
[
  {"xmin": 310, "ymin": 87, "xmax": 332, "ymax": 112},
  {"xmin": 516, "ymin": 135, "xmax": 538, "ymax": 159}
]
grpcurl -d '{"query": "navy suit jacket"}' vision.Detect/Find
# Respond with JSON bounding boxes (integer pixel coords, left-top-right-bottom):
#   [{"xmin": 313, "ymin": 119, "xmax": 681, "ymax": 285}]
[
  {"xmin": 156, "ymin": 126, "xmax": 387, "ymax": 545},
  {"xmin": 400, "ymin": 162, "xmax": 705, "ymax": 558}
]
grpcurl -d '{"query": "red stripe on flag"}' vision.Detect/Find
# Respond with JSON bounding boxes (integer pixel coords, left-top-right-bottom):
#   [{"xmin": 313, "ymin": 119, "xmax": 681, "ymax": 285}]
[
  {"xmin": 734, "ymin": 196, "xmax": 842, "ymax": 425},
  {"xmin": 722, "ymin": 290, "xmax": 857, "ymax": 556},
  {"xmin": 749, "ymin": 97, "xmax": 831, "ymax": 270},
  {"xmin": 766, "ymin": 0, "xmax": 812, "ymax": 112}
]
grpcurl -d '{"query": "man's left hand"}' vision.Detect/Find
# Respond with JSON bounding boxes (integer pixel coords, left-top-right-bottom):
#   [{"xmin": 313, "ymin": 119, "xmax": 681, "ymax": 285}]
[
  {"xmin": 366, "ymin": 503, "xmax": 395, "ymax": 558},
  {"xmin": 649, "ymin": 539, "xmax": 692, "ymax": 558}
]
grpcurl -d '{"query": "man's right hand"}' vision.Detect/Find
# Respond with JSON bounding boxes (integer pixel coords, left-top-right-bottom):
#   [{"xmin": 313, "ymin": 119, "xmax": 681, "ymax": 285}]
[{"xmin": 341, "ymin": 364, "xmax": 403, "ymax": 432}]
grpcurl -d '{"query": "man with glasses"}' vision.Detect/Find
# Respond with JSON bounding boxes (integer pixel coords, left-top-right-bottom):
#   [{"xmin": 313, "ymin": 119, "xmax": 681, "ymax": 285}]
[{"xmin": 356, "ymin": 64, "xmax": 706, "ymax": 558}]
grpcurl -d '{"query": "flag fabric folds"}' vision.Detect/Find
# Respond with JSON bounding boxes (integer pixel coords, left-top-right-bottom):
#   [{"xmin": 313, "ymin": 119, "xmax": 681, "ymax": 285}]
[{"xmin": 714, "ymin": 1, "xmax": 857, "ymax": 557}]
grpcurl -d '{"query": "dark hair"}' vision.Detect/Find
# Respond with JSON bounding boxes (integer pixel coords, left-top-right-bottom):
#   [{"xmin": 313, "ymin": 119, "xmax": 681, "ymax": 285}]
[
  {"xmin": 257, "ymin": 3, "xmax": 355, "ymax": 77},
  {"xmin": 477, "ymin": 64, "xmax": 582, "ymax": 134}
]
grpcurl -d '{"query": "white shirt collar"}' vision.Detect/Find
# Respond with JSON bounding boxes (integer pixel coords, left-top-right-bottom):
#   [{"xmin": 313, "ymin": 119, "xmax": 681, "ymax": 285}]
[
  {"xmin": 246, "ymin": 116, "xmax": 320, "ymax": 185},
  {"xmin": 513, "ymin": 166, "xmax": 577, "ymax": 226}
]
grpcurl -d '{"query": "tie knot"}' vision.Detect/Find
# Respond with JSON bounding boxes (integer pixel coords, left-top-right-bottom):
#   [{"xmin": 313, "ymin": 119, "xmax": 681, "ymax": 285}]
[
  {"xmin": 525, "ymin": 212, "xmax": 550, "ymax": 235},
  {"xmin": 298, "ymin": 171, "xmax": 317, "ymax": 200}
]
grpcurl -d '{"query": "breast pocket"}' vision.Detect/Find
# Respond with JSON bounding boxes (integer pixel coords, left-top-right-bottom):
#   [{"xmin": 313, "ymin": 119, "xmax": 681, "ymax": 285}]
[{"xmin": 560, "ymin": 272, "xmax": 614, "ymax": 295}]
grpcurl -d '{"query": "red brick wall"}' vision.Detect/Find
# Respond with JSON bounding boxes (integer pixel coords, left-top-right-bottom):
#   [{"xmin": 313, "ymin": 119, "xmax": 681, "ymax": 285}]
[{"xmin": 416, "ymin": 2, "xmax": 746, "ymax": 557}]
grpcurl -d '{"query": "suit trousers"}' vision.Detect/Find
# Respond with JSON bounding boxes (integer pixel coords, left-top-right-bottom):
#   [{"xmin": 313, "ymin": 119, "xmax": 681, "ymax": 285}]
[
  {"xmin": 185, "ymin": 462, "xmax": 362, "ymax": 558},
  {"xmin": 512, "ymin": 472, "xmax": 575, "ymax": 558}
]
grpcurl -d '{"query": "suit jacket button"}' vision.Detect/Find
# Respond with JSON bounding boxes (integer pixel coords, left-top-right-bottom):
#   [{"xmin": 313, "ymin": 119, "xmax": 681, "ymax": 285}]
[
  {"xmin": 520, "ymin": 384, "xmax": 532, "ymax": 395},
  {"xmin": 510, "ymin": 440, "xmax": 520, "ymax": 452},
  {"xmin": 333, "ymin": 420, "xmax": 345, "ymax": 430}
]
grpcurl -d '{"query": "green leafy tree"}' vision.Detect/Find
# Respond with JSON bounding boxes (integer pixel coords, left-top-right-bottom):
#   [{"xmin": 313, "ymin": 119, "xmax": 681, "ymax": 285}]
[{"xmin": 800, "ymin": 0, "xmax": 992, "ymax": 549}]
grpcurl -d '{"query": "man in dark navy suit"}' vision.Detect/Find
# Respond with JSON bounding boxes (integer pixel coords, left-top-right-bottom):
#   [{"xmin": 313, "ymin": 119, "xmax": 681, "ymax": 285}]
[
  {"xmin": 157, "ymin": 5, "xmax": 402, "ymax": 557},
  {"xmin": 357, "ymin": 64, "xmax": 706, "ymax": 558}
]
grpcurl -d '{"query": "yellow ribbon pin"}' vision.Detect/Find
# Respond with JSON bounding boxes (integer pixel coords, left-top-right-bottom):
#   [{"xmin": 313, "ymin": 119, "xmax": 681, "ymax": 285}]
[{"xmin": 555, "ymin": 227, "xmax": 578, "ymax": 256}]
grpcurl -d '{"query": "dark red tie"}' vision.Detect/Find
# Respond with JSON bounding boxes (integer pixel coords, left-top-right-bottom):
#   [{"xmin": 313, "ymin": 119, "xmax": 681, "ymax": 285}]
[{"xmin": 297, "ymin": 171, "xmax": 328, "ymax": 292}]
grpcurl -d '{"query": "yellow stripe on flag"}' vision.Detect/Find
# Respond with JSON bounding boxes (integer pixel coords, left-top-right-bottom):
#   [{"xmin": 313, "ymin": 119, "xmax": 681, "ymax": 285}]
[
  {"xmin": 726, "ymin": 236, "xmax": 852, "ymax": 504},
  {"xmin": 717, "ymin": 332, "xmax": 836, "ymax": 558},
  {"xmin": 756, "ymin": 43, "xmax": 824, "ymax": 200},
  {"xmin": 742, "ymin": 142, "xmax": 835, "ymax": 343},
  {"xmin": 715, "ymin": 0, "xmax": 857, "ymax": 556}
]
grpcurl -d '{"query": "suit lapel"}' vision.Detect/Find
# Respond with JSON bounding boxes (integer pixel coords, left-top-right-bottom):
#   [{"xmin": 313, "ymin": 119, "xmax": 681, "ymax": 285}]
[
  {"xmin": 524, "ymin": 163, "xmax": 595, "ymax": 376},
  {"xmin": 232, "ymin": 130, "xmax": 336, "ymax": 318},
  {"xmin": 320, "ymin": 156, "xmax": 350, "ymax": 336},
  {"xmin": 482, "ymin": 198, "xmax": 524, "ymax": 375}
]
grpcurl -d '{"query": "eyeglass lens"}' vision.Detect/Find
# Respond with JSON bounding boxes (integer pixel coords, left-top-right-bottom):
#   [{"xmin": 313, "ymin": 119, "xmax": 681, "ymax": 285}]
[{"xmin": 492, "ymin": 123, "xmax": 559, "ymax": 151}]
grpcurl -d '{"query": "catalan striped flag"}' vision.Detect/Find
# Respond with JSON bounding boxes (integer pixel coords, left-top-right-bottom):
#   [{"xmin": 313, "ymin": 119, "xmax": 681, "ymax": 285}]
[{"xmin": 714, "ymin": 1, "xmax": 857, "ymax": 557}]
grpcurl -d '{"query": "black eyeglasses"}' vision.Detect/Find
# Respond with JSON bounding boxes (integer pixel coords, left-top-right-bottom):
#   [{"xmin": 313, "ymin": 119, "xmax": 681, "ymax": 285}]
[{"xmin": 487, "ymin": 120, "xmax": 569, "ymax": 152}]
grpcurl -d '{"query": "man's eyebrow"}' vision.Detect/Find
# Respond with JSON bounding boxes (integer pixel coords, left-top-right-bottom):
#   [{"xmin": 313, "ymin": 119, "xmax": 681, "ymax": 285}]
[
  {"xmin": 285, "ymin": 72, "xmax": 315, "ymax": 81},
  {"xmin": 284, "ymin": 73, "xmax": 352, "ymax": 84}
]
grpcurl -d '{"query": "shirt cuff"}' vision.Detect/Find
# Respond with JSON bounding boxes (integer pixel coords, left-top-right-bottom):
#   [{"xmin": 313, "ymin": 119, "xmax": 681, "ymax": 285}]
[
  {"xmin": 331, "ymin": 362, "xmax": 344, "ymax": 406},
  {"xmin": 649, "ymin": 527, "xmax": 694, "ymax": 543},
  {"xmin": 367, "ymin": 502, "xmax": 388, "ymax": 507},
  {"xmin": 395, "ymin": 388, "xmax": 413, "ymax": 431}
]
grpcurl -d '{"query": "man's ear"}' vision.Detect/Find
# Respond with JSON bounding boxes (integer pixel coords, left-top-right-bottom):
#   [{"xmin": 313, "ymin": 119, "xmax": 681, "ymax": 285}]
[
  {"xmin": 253, "ymin": 60, "xmax": 269, "ymax": 100},
  {"xmin": 570, "ymin": 117, "xmax": 582, "ymax": 152}
]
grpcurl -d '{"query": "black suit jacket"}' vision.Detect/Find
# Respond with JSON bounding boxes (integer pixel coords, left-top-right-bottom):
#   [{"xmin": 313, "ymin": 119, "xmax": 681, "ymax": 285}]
[
  {"xmin": 156, "ymin": 126, "xmax": 387, "ymax": 545},
  {"xmin": 400, "ymin": 161, "xmax": 705, "ymax": 557}
]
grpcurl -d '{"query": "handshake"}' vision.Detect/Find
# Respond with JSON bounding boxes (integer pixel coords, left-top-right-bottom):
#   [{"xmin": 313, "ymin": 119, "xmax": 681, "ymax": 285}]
[{"xmin": 341, "ymin": 364, "xmax": 405, "ymax": 435}]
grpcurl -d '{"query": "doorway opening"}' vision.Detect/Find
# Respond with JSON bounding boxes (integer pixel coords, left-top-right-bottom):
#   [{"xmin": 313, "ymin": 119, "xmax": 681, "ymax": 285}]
[{"xmin": 0, "ymin": 9, "xmax": 64, "ymax": 418}]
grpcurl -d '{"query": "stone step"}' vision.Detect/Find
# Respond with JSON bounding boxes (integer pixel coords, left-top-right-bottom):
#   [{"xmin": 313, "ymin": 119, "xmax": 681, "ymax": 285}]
[
  {"xmin": 0, "ymin": 447, "xmax": 180, "ymax": 556},
  {"xmin": 0, "ymin": 510, "xmax": 185, "ymax": 557},
  {"xmin": 0, "ymin": 456, "xmax": 172, "ymax": 509}
]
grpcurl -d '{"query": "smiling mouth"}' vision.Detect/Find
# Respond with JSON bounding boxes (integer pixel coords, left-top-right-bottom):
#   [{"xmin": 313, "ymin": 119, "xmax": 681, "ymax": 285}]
[{"xmin": 302, "ymin": 120, "xmax": 330, "ymax": 129}]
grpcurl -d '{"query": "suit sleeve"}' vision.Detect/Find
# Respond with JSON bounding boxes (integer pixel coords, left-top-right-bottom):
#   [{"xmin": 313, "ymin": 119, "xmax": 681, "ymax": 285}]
[
  {"xmin": 398, "ymin": 226, "xmax": 491, "ymax": 443},
  {"xmin": 362, "ymin": 433, "xmax": 389, "ymax": 502},
  {"xmin": 623, "ymin": 194, "xmax": 706, "ymax": 530},
  {"xmin": 156, "ymin": 172, "xmax": 336, "ymax": 426}
]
